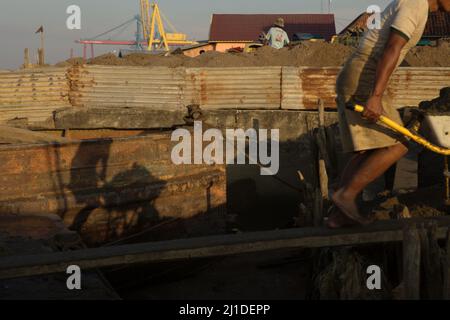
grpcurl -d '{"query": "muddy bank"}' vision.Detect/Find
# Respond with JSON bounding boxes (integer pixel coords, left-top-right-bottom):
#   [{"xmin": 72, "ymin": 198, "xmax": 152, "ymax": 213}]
[{"xmin": 56, "ymin": 41, "xmax": 450, "ymax": 68}]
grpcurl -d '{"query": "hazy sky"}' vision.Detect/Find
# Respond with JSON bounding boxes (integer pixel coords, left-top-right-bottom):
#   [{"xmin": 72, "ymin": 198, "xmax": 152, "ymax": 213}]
[{"xmin": 0, "ymin": 0, "xmax": 391, "ymax": 69}]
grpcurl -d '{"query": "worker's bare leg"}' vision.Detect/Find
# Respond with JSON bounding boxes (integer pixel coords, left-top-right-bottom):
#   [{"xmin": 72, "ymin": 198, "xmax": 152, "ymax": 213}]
[
  {"xmin": 332, "ymin": 142, "xmax": 408, "ymax": 223},
  {"xmin": 327, "ymin": 152, "xmax": 370, "ymax": 228},
  {"xmin": 338, "ymin": 152, "xmax": 371, "ymax": 189}
]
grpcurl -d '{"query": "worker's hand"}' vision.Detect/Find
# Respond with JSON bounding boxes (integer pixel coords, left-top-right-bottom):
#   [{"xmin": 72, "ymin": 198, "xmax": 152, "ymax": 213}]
[{"xmin": 363, "ymin": 95, "xmax": 384, "ymax": 122}]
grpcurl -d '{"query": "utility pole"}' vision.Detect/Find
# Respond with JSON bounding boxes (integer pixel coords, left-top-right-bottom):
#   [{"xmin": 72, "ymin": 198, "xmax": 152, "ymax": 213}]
[{"xmin": 35, "ymin": 26, "xmax": 45, "ymax": 66}]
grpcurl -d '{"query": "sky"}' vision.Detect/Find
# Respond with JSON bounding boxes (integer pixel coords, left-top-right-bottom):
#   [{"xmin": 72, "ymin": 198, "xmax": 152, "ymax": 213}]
[{"xmin": 0, "ymin": 0, "xmax": 392, "ymax": 69}]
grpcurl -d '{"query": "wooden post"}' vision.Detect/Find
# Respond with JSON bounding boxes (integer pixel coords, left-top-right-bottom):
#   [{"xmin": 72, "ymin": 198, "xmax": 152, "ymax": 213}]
[
  {"xmin": 23, "ymin": 48, "xmax": 30, "ymax": 69},
  {"xmin": 418, "ymin": 222, "xmax": 442, "ymax": 299},
  {"xmin": 317, "ymin": 99, "xmax": 329, "ymax": 201},
  {"xmin": 445, "ymin": 156, "xmax": 449, "ymax": 206},
  {"xmin": 325, "ymin": 125, "xmax": 338, "ymax": 180},
  {"xmin": 39, "ymin": 29, "xmax": 45, "ymax": 65},
  {"xmin": 297, "ymin": 171, "xmax": 314, "ymax": 226},
  {"xmin": 313, "ymin": 188, "xmax": 323, "ymax": 227},
  {"xmin": 403, "ymin": 223, "xmax": 421, "ymax": 300},
  {"xmin": 83, "ymin": 44, "xmax": 87, "ymax": 61},
  {"xmin": 444, "ymin": 228, "xmax": 450, "ymax": 300},
  {"xmin": 37, "ymin": 48, "xmax": 44, "ymax": 66}
]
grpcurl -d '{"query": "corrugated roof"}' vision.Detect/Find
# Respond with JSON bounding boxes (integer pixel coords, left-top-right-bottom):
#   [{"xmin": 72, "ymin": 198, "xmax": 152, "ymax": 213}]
[
  {"xmin": 209, "ymin": 14, "xmax": 336, "ymax": 42},
  {"xmin": 423, "ymin": 11, "xmax": 450, "ymax": 38}
]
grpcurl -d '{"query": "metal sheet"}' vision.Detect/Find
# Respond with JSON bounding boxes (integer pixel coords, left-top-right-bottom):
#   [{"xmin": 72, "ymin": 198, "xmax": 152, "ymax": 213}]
[
  {"xmin": 282, "ymin": 67, "xmax": 450, "ymax": 110},
  {"xmin": 0, "ymin": 68, "xmax": 70, "ymax": 124},
  {"xmin": 69, "ymin": 65, "xmax": 186, "ymax": 110},
  {"xmin": 1, "ymin": 66, "xmax": 449, "ymax": 125},
  {"xmin": 388, "ymin": 68, "xmax": 450, "ymax": 107},
  {"xmin": 185, "ymin": 67, "xmax": 282, "ymax": 109}
]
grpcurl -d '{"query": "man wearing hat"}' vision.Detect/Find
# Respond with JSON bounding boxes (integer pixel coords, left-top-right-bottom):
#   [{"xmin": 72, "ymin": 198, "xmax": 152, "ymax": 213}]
[{"xmin": 265, "ymin": 17, "xmax": 290, "ymax": 49}]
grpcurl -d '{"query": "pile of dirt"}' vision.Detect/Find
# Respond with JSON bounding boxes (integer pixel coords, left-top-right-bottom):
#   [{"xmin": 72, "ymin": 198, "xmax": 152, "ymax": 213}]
[
  {"xmin": 54, "ymin": 57, "xmax": 85, "ymax": 67},
  {"xmin": 373, "ymin": 185, "xmax": 449, "ymax": 221},
  {"xmin": 249, "ymin": 42, "xmax": 355, "ymax": 67},
  {"xmin": 403, "ymin": 42, "xmax": 450, "ymax": 67},
  {"xmin": 56, "ymin": 42, "xmax": 356, "ymax": 68},
  {"xmin": 55, "ymin": 41, "xmax": 450, "ymax": 68},
  {"xmin": 419, "ymin": 87, "xmax": 450, "ymax": 114}
]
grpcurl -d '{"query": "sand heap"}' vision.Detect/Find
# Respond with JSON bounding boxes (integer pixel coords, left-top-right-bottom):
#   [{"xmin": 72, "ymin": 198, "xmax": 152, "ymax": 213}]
[
  {"xmin": 56, "ymin": 42, "xmax": 355, "ymax": 68},
  {"xmin": 56, "ymin": 40, "xmax": 450, "ymax": 68},
  {"xmin": 419, "ymin": 87, "xmax": 450, "ymax": 114},
  {"xmin": 403, "ymin": 41, "xmax": 450, "ymax": 67}
]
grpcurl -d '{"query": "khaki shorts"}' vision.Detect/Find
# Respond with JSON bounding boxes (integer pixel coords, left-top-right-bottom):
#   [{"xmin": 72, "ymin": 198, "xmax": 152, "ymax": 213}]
[{"xmin": 336, "ymin": 53, "xmax": 405, "ymax": 153}]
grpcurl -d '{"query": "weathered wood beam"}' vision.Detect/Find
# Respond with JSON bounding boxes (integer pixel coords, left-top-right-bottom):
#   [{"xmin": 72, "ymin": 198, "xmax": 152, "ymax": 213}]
[
  {"xmin": 444, "ymin": 229, "xmax": 450, "ymax": 300},
  {"xmin": 1, "ymin": 216, "xmax": 450, "ymax": 280},
  {"xmin": 403, "ymin": 223, "xmax": 421, "ymax": 300},
  {"xmin": 0, "ymin": 125, "xmax": 70, "ymax": 144}
]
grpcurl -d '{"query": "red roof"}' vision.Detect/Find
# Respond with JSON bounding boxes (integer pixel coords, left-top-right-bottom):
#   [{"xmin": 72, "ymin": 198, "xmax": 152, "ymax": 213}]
[{"xmin": 209, "ymin": 14, "xmax": 336, "ymax": 42}]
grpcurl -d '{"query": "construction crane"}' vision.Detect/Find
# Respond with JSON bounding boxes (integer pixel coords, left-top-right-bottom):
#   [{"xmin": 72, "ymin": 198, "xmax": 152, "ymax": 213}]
[
  {"xmin": 140, "ymin": 1, "xmax": 196, "ymax": 51},
  {"xmin": 76, "ymin": 1, "xmax": 196, "ymax": 58}
]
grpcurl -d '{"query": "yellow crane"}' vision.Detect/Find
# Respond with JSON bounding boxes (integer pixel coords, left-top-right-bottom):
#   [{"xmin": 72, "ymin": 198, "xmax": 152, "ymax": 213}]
[{"xmin": 139, "ymin": 1, "xmax": 196, "ymax": 51}]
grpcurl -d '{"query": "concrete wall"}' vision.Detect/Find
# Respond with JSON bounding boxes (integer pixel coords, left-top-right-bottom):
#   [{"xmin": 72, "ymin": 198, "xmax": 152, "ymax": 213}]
[{"xmin": 53, "ymin": 107, "xmax": 341, "ymax": 231}]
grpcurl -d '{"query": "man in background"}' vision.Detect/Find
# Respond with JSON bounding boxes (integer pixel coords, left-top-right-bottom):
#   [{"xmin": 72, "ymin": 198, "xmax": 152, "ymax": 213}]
[{"xmin": 265, "ymin": 18, "xmax": 290, "ymax": 49}]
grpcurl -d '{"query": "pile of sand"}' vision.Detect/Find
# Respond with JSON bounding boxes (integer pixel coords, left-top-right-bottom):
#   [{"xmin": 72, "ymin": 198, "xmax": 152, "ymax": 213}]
[
  {"xmin": 403, "ymin": 42, "xmax": 450, "ymax": 67},
  {"xmin": 419, "ymin": 87, "xmax": 450, "ymax": 114},
  {"xmin": 57, "ymin": 42, "xmax": 355, "ymax": 68},
  {"xmin": 54, "ymin": 57, "xmax": 85, "ymax": 68},
  {"xmin": 56, "ymin": 41, "xmax": 450, "ymax": 68}
]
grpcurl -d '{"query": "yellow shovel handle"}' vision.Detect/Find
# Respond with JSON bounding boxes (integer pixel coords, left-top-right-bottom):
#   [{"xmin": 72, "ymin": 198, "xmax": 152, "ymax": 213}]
[{"xmin": 350, "ymin": 104, "xmax": 450, "ymax": 156}]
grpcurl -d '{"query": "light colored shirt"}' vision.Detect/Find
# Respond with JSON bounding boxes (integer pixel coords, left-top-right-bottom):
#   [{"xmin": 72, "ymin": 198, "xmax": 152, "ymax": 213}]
[
  {"xmin": 359, "ymin": 0, "xmax": 429, "ymax": 64},
  {"xmin": 265, "ymin": 27, "xmax": 290, "ymax": 49}
]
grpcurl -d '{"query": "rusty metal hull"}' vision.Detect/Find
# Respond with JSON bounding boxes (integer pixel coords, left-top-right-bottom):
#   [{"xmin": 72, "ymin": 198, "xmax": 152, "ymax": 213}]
[{"xmin": 0, "ymin": 133, "xmax": 226, "ymax": 245}]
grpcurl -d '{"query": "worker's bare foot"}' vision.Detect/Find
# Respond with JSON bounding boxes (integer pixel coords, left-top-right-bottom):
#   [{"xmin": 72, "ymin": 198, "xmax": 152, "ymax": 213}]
[
  {"xmin": 332, "ymin": 189, "xmax": 373, "ymax": 226},
  {"xmin": 326, "ymin": 206, "xmax": 358, "ymax": 229}
]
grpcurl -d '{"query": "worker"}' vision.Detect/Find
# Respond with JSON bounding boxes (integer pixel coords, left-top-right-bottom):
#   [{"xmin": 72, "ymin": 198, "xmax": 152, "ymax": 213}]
[
  {"xmin": 328, "ymin": 0, "xmax": 450, "ymax": 228},
  {"xmin": 265, "ymin": 18, "xmax": 290, "ymax": 49}
]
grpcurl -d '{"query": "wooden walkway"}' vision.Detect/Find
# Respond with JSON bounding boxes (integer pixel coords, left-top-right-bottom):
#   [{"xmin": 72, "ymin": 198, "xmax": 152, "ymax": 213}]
[{"xmin": 1, "ymin": 216, "xmax": 450, "ymax": 283}]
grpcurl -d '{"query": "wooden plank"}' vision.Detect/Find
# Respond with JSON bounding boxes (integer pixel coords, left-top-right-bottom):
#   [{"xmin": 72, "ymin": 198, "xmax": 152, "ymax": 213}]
[
  {"xmin": 422, "ymin": 222, "xmax": 444, "ymax": 300},
  {"xmin": 0, "ymin": 125, "xmax": 70, "ymax": 144},
  {"xmin": 403, "ymin": 223, "xmax": 421, "ymax": 300},
  {"xmin": 419, "ymin": 222, "xmax": 443, "ymax": 299},
  {"xmin": 1, "ymin": 216, "xmax": 450, "ymax": 280},
  {"xmin": 444, "ymin": 229, "xmax": 450, "ymax": 300},
  {"xmin": 316, "ymin": 99, "xmax": 329, "ymax": 202}
]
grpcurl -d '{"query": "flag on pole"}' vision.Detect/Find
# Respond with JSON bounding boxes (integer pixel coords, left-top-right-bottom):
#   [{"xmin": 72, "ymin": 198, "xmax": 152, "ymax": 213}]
[{"xmin": 35, "ymin": 26, "xmax": 44, "ymax": 34}]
